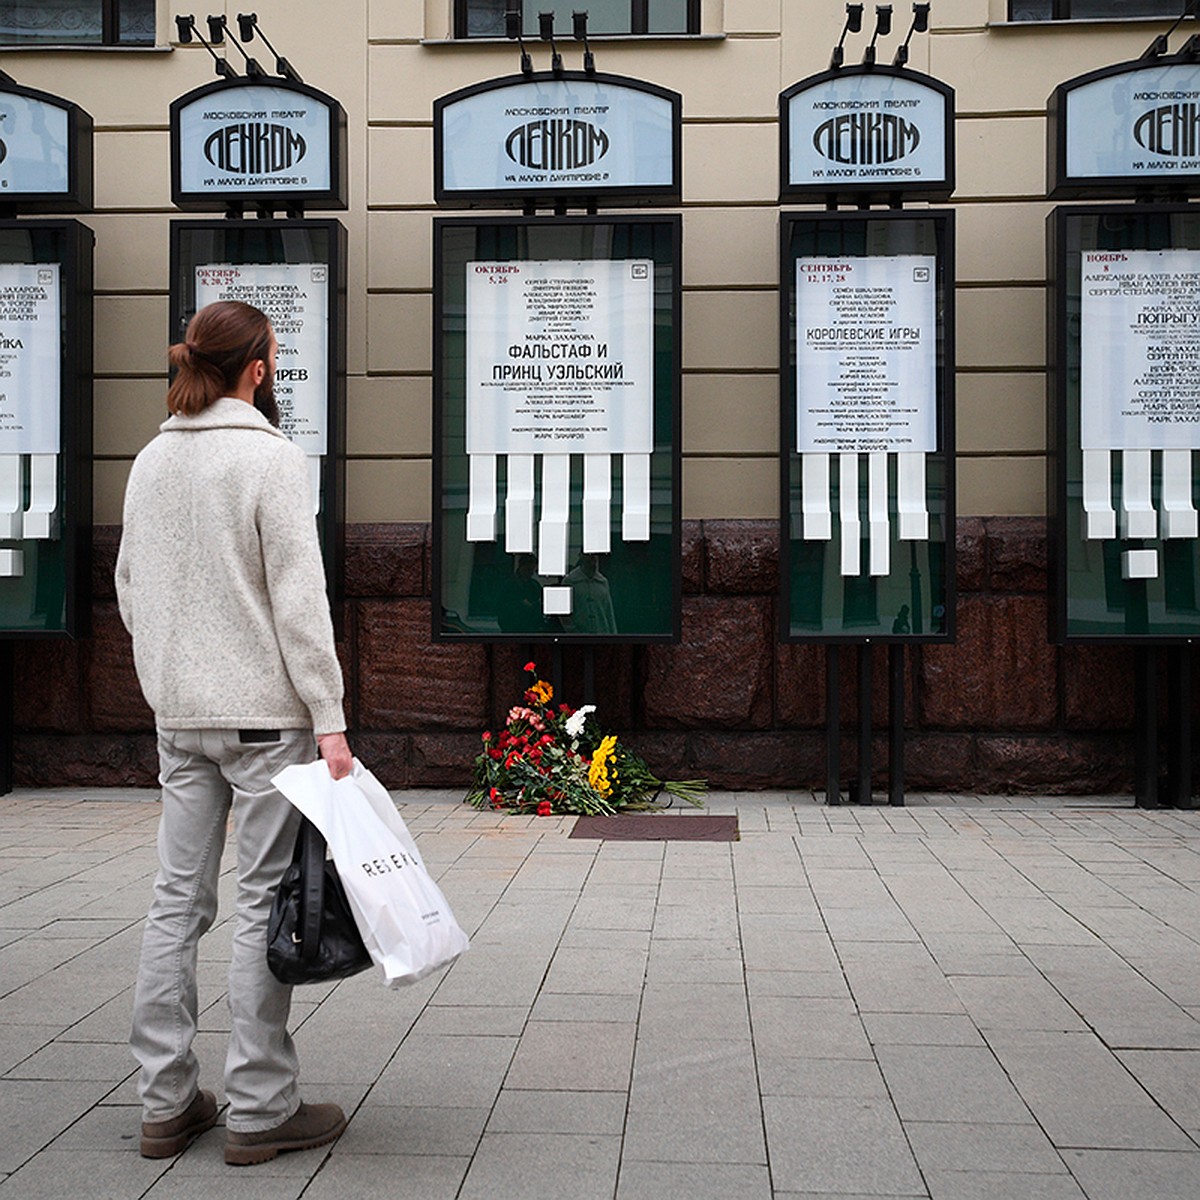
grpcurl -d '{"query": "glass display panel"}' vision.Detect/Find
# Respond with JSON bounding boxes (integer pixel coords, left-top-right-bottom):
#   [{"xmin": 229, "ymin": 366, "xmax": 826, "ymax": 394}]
[
  {"xmin": 0, "ymin": 226, "xmax": 86, "ymax": 634},
  {"xmin": 434, "ymin": 217, "xmax": 680, "ymax": 642},
  {"xmin": 781, "ymin": 213, "xmax": 953, "ymax": 643},
  {"xmin": 170, "ymin": 221, "xmax": 344, "ymax": 587},
  {"xmin": 1054, "ymin": 206, "xmax": 1200, "ymax": 639}
]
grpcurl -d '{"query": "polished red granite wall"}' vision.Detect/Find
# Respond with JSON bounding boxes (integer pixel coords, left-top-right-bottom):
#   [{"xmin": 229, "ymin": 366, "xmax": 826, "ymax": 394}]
[{"xmin": 13, "ymin": 518, "xmax": 1157, "ymax": 794}]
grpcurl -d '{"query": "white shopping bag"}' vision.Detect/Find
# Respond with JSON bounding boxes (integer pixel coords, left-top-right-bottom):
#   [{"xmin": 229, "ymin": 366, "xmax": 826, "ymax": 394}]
[{"xmin": 271, "ymin": 759, "xmax": 469, "ymax": 987}]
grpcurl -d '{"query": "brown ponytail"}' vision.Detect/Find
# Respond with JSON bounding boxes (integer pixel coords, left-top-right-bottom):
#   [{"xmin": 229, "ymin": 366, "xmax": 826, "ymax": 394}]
[{"xmin": 167, "ymin": 300, "xmax": 273, "ymax": 416}]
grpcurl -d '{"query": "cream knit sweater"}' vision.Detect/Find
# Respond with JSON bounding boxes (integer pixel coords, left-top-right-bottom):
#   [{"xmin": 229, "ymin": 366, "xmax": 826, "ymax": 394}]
[{"xmin": 116, "ymin": 397, "xmax": 346, "ymax": 736}]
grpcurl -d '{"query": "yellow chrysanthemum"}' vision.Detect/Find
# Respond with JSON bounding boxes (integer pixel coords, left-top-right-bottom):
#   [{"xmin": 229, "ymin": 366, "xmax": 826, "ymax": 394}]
[
  {"xmin": 528, "ymin": 679, "xmax": 553, "ymax": 705},
  {"xmin": 589, "ymin": 735, "xmax": 619, "ymax": 797}
]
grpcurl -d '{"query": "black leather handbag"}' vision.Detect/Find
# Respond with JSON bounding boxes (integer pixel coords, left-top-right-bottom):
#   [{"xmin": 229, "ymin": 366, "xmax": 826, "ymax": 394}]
[{"xmin": 267, "ymin": 817, "xmax": 373, "ymax": 984}]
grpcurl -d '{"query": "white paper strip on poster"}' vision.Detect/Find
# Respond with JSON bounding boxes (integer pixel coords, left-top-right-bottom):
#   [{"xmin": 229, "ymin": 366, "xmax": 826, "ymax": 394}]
[
  {"xmin": 538, "ymin": 455, "xmax": 571, "ymax": 578},
  {"xmin": 1081, "ymin": 449, "xmax": 1116, "ymax": 540},
  {"xmin": 23, "ymin": 454, "xmax": 58, "ymax": 539},
  {"xmin": 796, "ymin": 255, "xmax": 936, "ymax": 578},
  {"xmin": 307, "ymin": 457, "xmax": 322, "ymax": 519},
  {"xmin": 896, "ymin": 452, "xmax": 928, "ymax": 540},
  {"xmin": 1120, "ymin": 449, "xmax": 1157, "ymax": 540},
  {"xmin": 622, "ymin": 454, "xmax": 651, "ymax": 542},
  {"xmin": 868, "ymin": 452, "xmax": 889, "ymax": 576},
  {"xmin": 583, "ymin": 454, "xmax": 611, "ymax": 554},
  {"xmin": 0, "ymin": 264, "xmax": 61, "ymax": 457},
  {"xmin": 195, "ymin": 263, "xmax": 329, "ymax": 456},
  {"xmin": 505, "ymin": 454, "xmax": 535, "ymax": 553},
  {"xmin": 801, "ymin": 453, "xmax": 832, "ymax": 540},
  {"xmin": 466, "ymin": 454, "xmax": 496, "ymax": 541},
  {"xmin": 0, "ymin": 455, "xmax": 21, "ymax": 540},
  {"xmin": 1077, "ymin": 248, "xmax": 1200, "ymax": 569},
  {"xmin": 1161, "ymin": 449, "xmax": 1197, "ymax": 539},
  {"xmin": 839, "ymin": 453, "xmax": 860, "ymax": 577},
  {"xmin": 465, "ymin": 258, "xmax": 655, "ymax": 565}
]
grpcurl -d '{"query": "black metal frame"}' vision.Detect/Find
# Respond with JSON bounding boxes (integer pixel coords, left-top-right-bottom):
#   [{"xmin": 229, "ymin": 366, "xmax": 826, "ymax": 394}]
[
  {"xmin": 168, "ymin": 219, "xmax": 348, "ymax": 611},
  {"xmin": 1046, "ymin": 201, "xmax": 1200, "ymax": 645},
  {"xmin": 1048, "ymin": 54, "xmax": 1200, "ymax": 200},
  {"xmin": 452, "ymin": 0, "xmax": 702, "ymax": 39},
  {"xmin": 169, "ymin": 78, "xmax": 349, "ymax": 213},
  {"xmin": 778, "ymin": 208, "xmax": 957, "ymax": 647},
  {"xmin": 433, "ymin": 72, "xmax": 681, "ymax": 209},
  {"xmin": 431, "ymin": 213, "xmax": 683, "ymax": 645},
  {"xmin": 0, "ymin": 82, "xmax": 93, "ymax": 213},
  {"xmin": 0, "ymin": 219, "xmax": 94, "ymax": 641},
  {"xmin": 778, "ymin": 65, "xmax": 955, "ymax": 205}
]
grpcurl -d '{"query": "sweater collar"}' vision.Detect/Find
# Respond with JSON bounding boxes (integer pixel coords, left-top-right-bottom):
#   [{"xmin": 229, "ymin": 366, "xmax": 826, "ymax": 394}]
[{"xmin": 159, "ymin": 396, "xmax": 287, "ymax": 439}]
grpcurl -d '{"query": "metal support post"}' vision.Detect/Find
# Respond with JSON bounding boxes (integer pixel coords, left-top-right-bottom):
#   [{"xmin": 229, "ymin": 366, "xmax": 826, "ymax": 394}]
[
  {"xmin": 888, "ymin": 643, "xmax": 905, "ymax": 806},
  {"xmin": 851, "ymin": 643, "xmax": 873, "ymax": 804},
  {"xmin": 1134, "ymin": 645, "xmax": 1158, "ymax": 808},
  {"xmin": 1167, "ymin": 650, "xmax": 1193, "ymax": 809},
  {"xmin": 826, "ymin": 646, "xmax": 841, "ymax": 804}
]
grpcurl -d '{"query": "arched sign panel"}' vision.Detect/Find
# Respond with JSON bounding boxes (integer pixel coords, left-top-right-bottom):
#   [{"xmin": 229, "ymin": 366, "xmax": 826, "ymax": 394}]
[
  {"xmin": 1049, "ymin": 56, "xmax": 1200, "ymax": 199},
  {"xmin": 0, "ymin": 83, "xmax": 92, "ymax": 211},
  {"xmin": 434, "ymin": 72, "xmax": 681, "ymax": 208},
  {"xmin": 170, "ymin": 78, "xmax": 348, "ymax": 211},
  {"xmin": 780, "ymin": 65, "xmax": 954, "ymax": 203}
]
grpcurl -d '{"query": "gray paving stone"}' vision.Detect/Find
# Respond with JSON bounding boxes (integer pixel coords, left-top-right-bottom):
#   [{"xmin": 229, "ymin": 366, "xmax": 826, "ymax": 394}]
[
  {"xmin": 334, "ymin": 1104, "xmax": 489, "ymax": 1157},
  {"xmin": 301, "ymin": 1152, "xmax": 470, "ymax": 1200},
  {"xmin": 986, "ymin": 1030, "xmax": 1195, "ymax": 1151},
  {"xmin": 0, "ymin": 1079, "xmax": 115, "ymax": 1172},
  {"xmin": 948, "ymin": 974, "xmax": 1089, "ymax": 1032},
  {"xmin": 1064, "ymin": 1149, "xmax": 1200, "ymax": 1199},
  {"xmin": 488, "ymin": 1088, "xmax": 626, "ymax": 1135},
  {"xmin": 0, "ymin": 1150, "xmax": 167, "ymax": 1198},
  {"xmin": 862, "ymin": 1012, "xmax": 987, "ymax": 1047},
  {"xmin": 875, "ymin": 1044, "xmax": 1034, "ymax": 1124},
  {"xmin": 1117, "ymin": 1049, "xmax": 1200, "ymax": 1137},
  {"xmin": 617, "ymin": 1160, "xmax": 773, "ymax": 1199},
  {"xmin": 924, "ymin": 1169, "xmax": 1086, "ymax": 1199},
  {"xmin": 505, "ymin": 1019, "xmax": 636, "ymax": 1091},
  {"xmin": 757, "ymin": 1055, "xmax": 890, "ymax": 1100},
  {"xmin": 905, "ymin": 1120, "xmax": 1068, "ymax": 1174},
  {"xmin": 457, "ymin": 1132, "xmax": 620, "ymax": 1200},
  {"xmin": 762, "ymin": 1096, "xmax": 925, "ymax": 1196},
  {"xmin": 371, "ymin": 1035, "xmax": 517, "ymax": 1109}
]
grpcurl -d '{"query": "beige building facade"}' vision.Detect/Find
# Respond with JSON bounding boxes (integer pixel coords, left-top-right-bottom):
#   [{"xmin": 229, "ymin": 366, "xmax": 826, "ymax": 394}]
[{"xmin": 4, "ymin": 1, "xmax": 1194, "ymax": 793}]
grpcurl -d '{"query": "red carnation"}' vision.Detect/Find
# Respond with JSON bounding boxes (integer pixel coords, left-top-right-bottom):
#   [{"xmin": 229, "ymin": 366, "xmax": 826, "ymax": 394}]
[{"xmin": 537, "ymin": 800, "xmax": 552, "ymax": 816}]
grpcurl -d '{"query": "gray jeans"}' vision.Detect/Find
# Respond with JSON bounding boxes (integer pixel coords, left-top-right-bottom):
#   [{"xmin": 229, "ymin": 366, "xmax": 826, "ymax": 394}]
[{"xmin": 130, "ymin": 727, "xmax": 313, "ymax": 1132}]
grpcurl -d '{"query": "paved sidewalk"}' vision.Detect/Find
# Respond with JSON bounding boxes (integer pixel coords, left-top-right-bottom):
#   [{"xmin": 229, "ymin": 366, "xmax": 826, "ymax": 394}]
[{"xmin": 3, "ymin": 788, "xmax": 1200, "ymax": 1199}]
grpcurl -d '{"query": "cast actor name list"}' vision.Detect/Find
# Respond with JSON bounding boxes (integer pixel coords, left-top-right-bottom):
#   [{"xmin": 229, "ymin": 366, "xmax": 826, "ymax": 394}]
[
  {"xmin": 1081, "ymin": 248, "xmax": 1200, "ymax": 451},
  {"xmin": 795, "ymin": 254, "xmax": 936, "ymax": 454},
  {"xmin": 466, "ymin": 259, "xmax": 653, "ymax": 457},
  {"xmin": 195, "ymin": 263, "xmax": 329, "ymax": 455},
  {"xmin": 0, "ymin": 263, "xmax": 61, "ymax": 455}
]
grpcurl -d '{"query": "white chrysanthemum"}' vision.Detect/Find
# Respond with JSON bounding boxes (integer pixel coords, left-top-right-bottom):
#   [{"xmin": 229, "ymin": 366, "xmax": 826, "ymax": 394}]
[{"xmin": 564, "ymin": 705, "xmax": 596, "ymax": 739}]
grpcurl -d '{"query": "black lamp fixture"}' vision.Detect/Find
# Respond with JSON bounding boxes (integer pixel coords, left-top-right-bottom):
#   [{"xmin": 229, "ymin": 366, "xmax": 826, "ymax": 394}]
[
  {"xmin": 506, "ymin": 5, "xmax": 534, "ymax": 75},
  {"xmin": 573, "ymin": 11, "xmax": 596, "ymax": 75},
  {"xmin": 237, "ymin": 13, "xmax": 304, "ymax": 83},
  {"xmin": 1141, "ymin": 0, "xmax": 1199, "ymax": 59},
  {"xmin": 830, "ymin": 4, "xmax": 864, "ymax": 70},
  {"xmin": 175, "ymin": 14, "xmax": 237, "ymax": 78},
  {"xmin": 863, "ymin": 5, "xmax": 893, "ymax": 67},
  {"xmin": 893, "ymin": 3, "xmax": 929, "ymax": 68},
  {"xmin": 539, "ymin": 12, "xmax": 565, "ymax": 77},
  {"xmin": 207, "ymin": 13, "xmax": 264, "ymax": 76}
]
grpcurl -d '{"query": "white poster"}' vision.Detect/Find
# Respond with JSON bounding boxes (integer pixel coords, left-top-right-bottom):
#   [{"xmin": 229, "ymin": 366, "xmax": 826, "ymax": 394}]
[
  {"xmin": 195, "ymin": 263, "xmax": 328, "ymax": 455},
  {"xmin": 0, "ymin": 264, "xmax": 60, "ymax": 455},
  {"xmin": 1081, "ymin": 249, "xmax": 1200, "ymax": 451},
  {"xmin": 466, "ymin": 259, "xmax": 653, "ymax": 456},
  {"xmin": 796, "ymin": 254, "xmax": 936, "ymax": 454}
]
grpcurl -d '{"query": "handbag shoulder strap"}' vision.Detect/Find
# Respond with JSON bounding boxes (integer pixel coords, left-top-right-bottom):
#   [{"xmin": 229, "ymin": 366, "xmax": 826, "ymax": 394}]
[{"xmin": 299, "ymin": 817, "xmax": 327, "ymax": 963}]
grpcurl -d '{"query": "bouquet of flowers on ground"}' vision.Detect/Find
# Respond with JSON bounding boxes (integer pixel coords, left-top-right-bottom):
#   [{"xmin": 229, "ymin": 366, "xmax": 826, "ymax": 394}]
[{"xmin": 466, "ymin": 662, "xmax": 707, "ymax": 816}]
